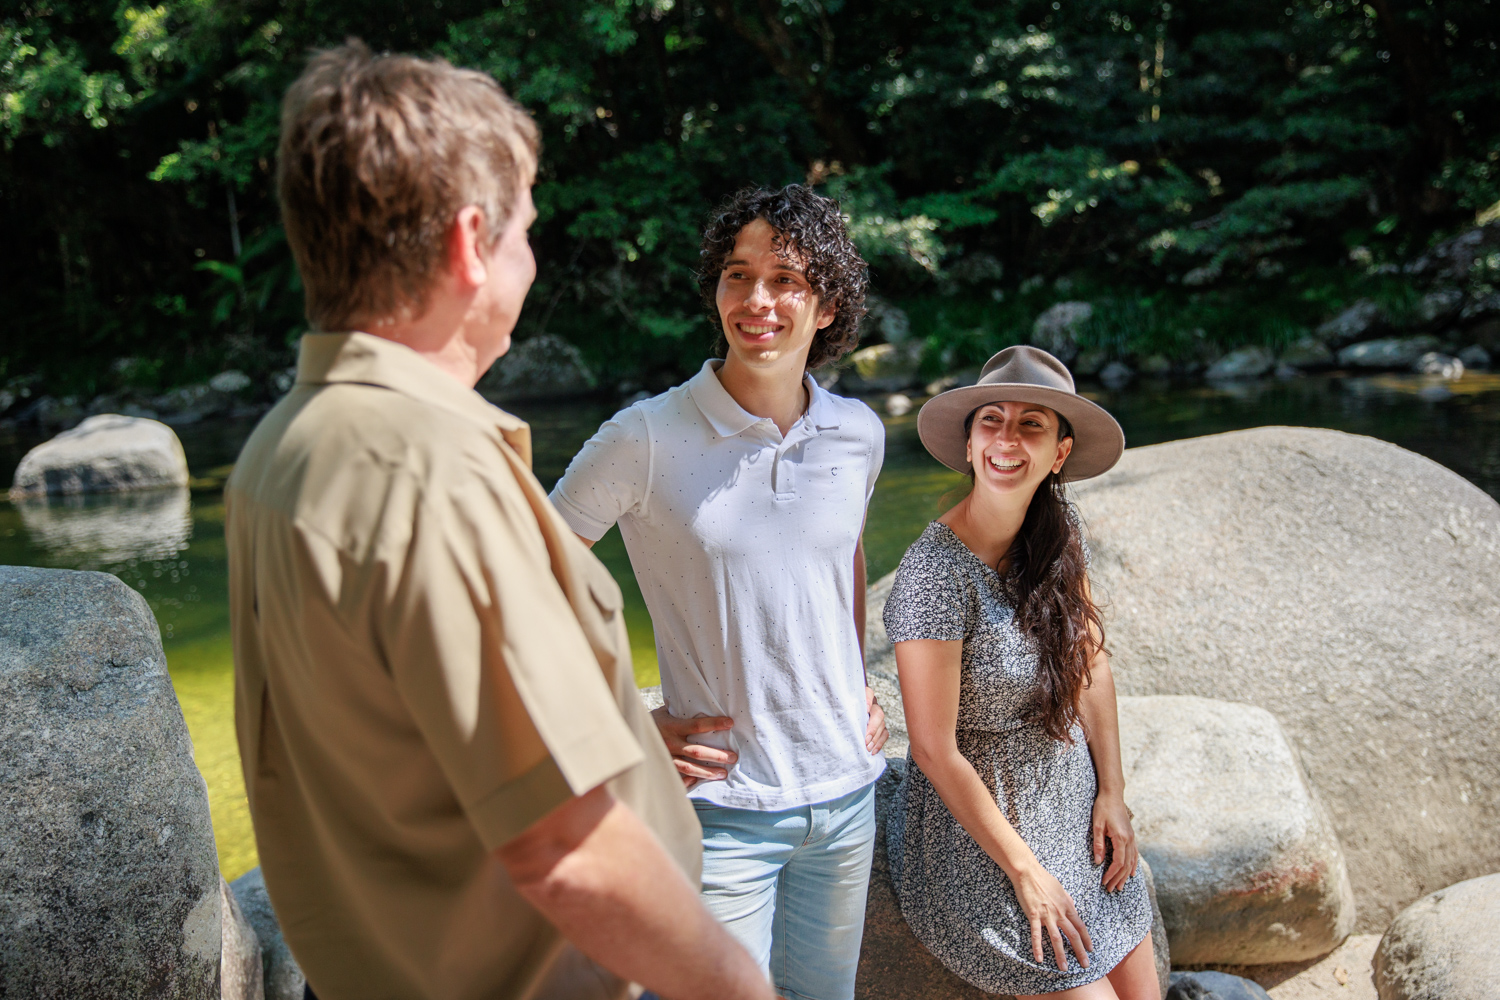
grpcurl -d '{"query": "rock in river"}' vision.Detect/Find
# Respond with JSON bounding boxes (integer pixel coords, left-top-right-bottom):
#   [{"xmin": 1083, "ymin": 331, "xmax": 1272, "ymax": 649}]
[
  {"xmin": 1205, "ymin": 346, "xmax": 1274, "ymax": 381},
  {"xmin": 1118, "ymin": 696, "xmax": 1355, "ymax": 964},
  {"xmin": 1373, "ymin": 872, "xmax": 1500, "ymax": 1000},
  {"xmin": 1336, "ymin": 336, "xmax": 1440, "ymax": 369},
  {"xmin": 1070, "ymin": 427, "xmax": 1500, "ymax": 931},
  {"xmin": 9, "ymin": 413, "xmax": 190, "ymax": 497},
  {"xmin": 478, "ymin": 333, "xmax": 597, "ymax": 402},
  {"xmin": 0, "ymin": 566, "xmax": 222, "ymax": 998}
]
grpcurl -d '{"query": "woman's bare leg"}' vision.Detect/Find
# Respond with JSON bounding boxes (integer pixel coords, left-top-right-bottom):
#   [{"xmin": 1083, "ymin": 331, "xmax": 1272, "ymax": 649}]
[
  {"xmin": 1104, "ymin": 934, "xmax": 1158, "ymax": 1000},
  {"xmin": 1014, "ymin": 933, "xmax": 1157, "ymax": 1000},
  {"xmin": 1016, "ymin": 977, "xmax": 1120, "ymax": 1000}
]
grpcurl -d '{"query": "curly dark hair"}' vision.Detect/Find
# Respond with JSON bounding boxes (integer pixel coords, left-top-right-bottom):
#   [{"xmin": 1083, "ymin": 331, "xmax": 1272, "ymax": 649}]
[{"xmin": 697, "ymin": 184, "xmax": 868, "ymax": 370}]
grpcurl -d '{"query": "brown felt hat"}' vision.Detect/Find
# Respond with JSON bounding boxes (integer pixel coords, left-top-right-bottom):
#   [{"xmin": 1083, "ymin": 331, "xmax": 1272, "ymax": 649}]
[{"xmin": 917, "ymin": 345, "xmax": 1125, "ymax": 481}]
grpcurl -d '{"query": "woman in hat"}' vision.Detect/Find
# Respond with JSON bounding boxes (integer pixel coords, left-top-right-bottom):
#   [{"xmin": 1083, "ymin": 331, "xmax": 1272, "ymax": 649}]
[{"xmin": 883, "ymin": 345, "xmax": 1156, "ymax": 999}]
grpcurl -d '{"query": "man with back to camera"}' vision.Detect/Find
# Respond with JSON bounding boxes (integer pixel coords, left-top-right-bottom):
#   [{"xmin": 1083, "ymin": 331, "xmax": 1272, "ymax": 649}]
[
  {"xmin": 550, "ymin": 185, "xmax": 890, "ymax": 1000},
  {"xmin": 224, "ymin": 40, "xmax": 773, "ymax": 1000}
]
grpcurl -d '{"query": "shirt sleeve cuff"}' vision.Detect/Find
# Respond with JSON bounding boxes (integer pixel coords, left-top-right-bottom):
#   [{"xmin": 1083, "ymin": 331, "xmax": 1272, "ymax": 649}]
[
  {"xmin": 549, "ymin": 489, "xmax": 614, "ymax": 542},
  {"xmin": 465, "ymin": 722, "xmax": 646, "ymax": 851}
]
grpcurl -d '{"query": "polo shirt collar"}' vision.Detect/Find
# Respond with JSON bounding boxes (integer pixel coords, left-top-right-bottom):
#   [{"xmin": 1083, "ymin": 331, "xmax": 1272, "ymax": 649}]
[
  {"xmin": 297, "ymin": 332, "xmax": 533, "ymax": 467},
  {"xmin": 687, "ymin": 359, "xmax": 840, "ymax": 439}
]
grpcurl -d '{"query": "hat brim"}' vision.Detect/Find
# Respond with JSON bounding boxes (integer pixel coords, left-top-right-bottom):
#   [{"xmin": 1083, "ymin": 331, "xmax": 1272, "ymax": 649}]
[{"xmin": 916, "ymin": 383, "xmax": 1125, "ymax": 481}]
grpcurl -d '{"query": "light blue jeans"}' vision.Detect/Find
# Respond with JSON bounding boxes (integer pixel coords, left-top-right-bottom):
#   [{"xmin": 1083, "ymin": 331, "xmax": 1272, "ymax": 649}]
[{"xmin": 692, "ymin": 781, "xmax": 877, "ymax": 1000}]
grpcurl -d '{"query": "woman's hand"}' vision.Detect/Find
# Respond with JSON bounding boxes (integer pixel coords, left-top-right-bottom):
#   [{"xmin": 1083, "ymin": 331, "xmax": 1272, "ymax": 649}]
[
  {"xmin": 1091, "ymin": 790, "xmax": 1140, "ymax": 892},
  {"xmin": 865, "ymin": 687, "xmax": 889, "ymax": 754},
  {"xmin": 1011, "ymin": 862, "xmax": 1093, "ymax": 971},
  {"xmin": 650, "ymin": 706, "xmax": 736, "ymax": 788}
]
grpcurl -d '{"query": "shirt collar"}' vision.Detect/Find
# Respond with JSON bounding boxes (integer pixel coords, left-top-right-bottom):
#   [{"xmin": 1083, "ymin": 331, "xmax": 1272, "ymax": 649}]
[
  {"xmin": 296, "ymin": 332, "xmax": 533, "ymax": 468},
  {"xmin": 686, "ymin": 359, "xmax": 839, "ymax": 439}
]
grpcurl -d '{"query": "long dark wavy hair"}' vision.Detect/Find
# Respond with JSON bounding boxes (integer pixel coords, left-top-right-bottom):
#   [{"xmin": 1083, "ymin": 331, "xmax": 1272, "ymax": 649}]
[
  {"xmin": 963, "ymin": 409, "xmax": 1106, "ymax": 743},
  {"xmin": 696, "ymin": 184, "xmax": 868, "ymax": 370}
]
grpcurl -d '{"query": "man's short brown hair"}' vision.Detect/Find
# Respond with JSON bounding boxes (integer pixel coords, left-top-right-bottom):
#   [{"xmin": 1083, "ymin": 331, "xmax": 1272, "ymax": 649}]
[{"xmin": 278, "ymin": 39, "xmax": 539, "ymax": 331}]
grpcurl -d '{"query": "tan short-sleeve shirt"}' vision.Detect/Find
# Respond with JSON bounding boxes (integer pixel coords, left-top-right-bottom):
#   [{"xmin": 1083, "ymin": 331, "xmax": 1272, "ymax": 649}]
[{"xmin": 226, "ymin": 333, "xmax": 700, "ymax": 1000}]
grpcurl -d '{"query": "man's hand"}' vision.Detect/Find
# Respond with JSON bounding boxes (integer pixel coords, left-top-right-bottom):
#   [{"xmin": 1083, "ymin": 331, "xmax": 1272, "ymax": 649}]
[
  {"xmin": 865, "ymin": 687, "xmax": 889, "ymax": 755},
  {"xmin": 498, "ymin": 785, "xmax": 773, "ymax": 1000},
  {"xmin": 651, "ymin": 706, "xmax": 737, "ymax": 787}
]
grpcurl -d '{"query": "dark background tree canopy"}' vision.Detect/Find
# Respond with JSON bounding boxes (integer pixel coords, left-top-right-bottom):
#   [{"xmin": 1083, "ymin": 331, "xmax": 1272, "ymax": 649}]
[{"xmin": 4, "ymin": 0, "xmax": 1498, "ymax": 395}]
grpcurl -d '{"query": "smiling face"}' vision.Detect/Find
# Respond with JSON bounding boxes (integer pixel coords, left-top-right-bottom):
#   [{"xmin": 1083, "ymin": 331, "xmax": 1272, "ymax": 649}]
[
  {"xmin": 714, "ymin": 218, "xmax": 836, "ymax": 370},
  {"xmin": 965, "ymin": 401, "xmax": 1074, "ymax": 500}
]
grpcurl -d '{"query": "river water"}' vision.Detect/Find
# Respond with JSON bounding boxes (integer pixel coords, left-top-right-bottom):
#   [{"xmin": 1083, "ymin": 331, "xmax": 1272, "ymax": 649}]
[{"xmin": 3, "ymin": 370, "xmax": 1498, "ymax": 878}]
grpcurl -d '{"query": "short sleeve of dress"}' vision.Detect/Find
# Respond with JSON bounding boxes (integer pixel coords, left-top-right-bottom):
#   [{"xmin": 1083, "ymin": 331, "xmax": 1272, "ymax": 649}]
[{"xmin": 882, "ymin": 528, "xmax": 969, "ymax": 643}]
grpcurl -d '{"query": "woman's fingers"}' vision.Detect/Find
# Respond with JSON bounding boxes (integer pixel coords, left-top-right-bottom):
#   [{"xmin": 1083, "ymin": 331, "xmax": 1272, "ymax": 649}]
[
  {"xmin": 1059, "ymin": 915, "xmax": 1091, "ymax": 970},
  {"xmin": 1029, "ymin": 916, "xmax": 1045, "ymax": 963},
  {"xmin": 1066, "ymin": 897, "xmax": 1094, "ymax": 955},
  {"xmin": 1092, "ymin": 820, "xmax": 1106, "ymax": 867},
  {"xmin": 1046, "ymin": 918, "xmax": 1069, "ymax": 971}
]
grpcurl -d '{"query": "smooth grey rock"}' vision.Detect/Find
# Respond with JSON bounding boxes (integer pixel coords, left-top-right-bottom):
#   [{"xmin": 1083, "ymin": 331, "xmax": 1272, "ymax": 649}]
[
  {"xmin": 0, "ymin": 566, "xmax": 221, "ymax": 998},
  {"xmin": 843, "ymin": 341, "xmax": 924, "ymax": 393},
  {"xmin": 220, "ymin": 876, "xmax": 264, "ymax": 1000},
  {"xmin": 1100, "ymin": 361, "xmax": 1135, "ymax": 387},
  {"xmin": 10, "ymin": 414, "xmax": 189, "ymax": 497},
  {"xmin": 1415, "ymin": 288, "xmax": 1464, "ymax": 327},
  {"xmin": 1337, "ymin": 335, "xmax": 1440, "ymax": 369},
  {"xmin": 208, "ymin": 371, "xmax": 252, "ymax": 394},
  {"xmin": 1279, "ymin": 336, "xmax": 1335, "ymax": 369},
  {"xmin": 1205, "ymin": 346, "xmax": 1274, "ymax": 381},
  {"xmin": 230, "ymin": 868, "xmax": 306, "ymax": 1000},
  {"xmin": 1412, "ymin": 352, "xmax": 1464, "ymax": 379},
  {"xmin": 1119, "ymin": 696, "xmax": 1355, "ymax": 963},
  {"xmin": 1069, "ymin": 427, "xmax": 1500, "ymax": 931},
  {"xmin": 1168, "ymin": 970, "xmax": 1272, "ymax": 1000},
  {"xmin": 884, "ymin": 393, "xmax": 914, "ymax": 417},
  {"xmin": 1373, "ymin": 873, "xmax": 1500, "ymax": 1000},
  {"xmin": 479, "ymin": 333, "xmax": 597, "ymax": 402},
  {"xmin": 1031, "ymin": 302, "xmax": 1093, "ymax": 364},
  {"xmin": 1457, "ymin": 344, "xmax": 1491, "ymax": 370},
  {"xmin": 855, "ymin": 759, "xmax": 1169, "ymax": 1000},
  {"xmin": 15, "ymin": 487, "xmax": 192, "ymax": 565},
  {"xmin": 1316, "ymin": 300, "xmax": 1386, "ymax": 344},
  {"xmin": 1139, "ymin": 354, "xmax": 1174, "ymax": 376},
  {"xmin": 152, "ymin": 383, "xmax": 234, "ymax": 424}
]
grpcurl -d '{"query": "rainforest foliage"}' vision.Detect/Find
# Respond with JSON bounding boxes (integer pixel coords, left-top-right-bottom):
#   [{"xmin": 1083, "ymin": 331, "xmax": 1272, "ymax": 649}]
[{"xmin": 4, "ymin": 0, "xmax": 1499, "ymax": 391}]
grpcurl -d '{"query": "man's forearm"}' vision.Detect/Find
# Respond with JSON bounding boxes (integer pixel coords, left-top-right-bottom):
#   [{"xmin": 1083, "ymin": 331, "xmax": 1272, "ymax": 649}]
[{"xmin": 504, "ymin": 788, "xmax": 771, "ymax": 1000}]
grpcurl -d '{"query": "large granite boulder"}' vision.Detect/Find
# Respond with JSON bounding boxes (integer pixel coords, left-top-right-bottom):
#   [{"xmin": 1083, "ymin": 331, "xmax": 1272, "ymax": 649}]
[
  {"xmin": 0, "ymin": 566, "xmax": 222, "ymax": 998},
  {"xmin": 1315, "ymin": 300, "xmax": 1386, "ymax": 345},
  {"xmin": 478, "ymin": 333, "xmax": 597, "ymax": 402},
  {"xmin": 10, "ymin": 413, "xmax": 190, "ymax": 498},
  {"xmin": 1373, "ymin": 873, "xmax": 1500, "ymax": 1000},
  {"xmin": 855, "ymin": 759, "xmax": 1171, "ymax": 1000},
  {"xmin": 1118, "ymin": 696, "xmax": 1355, "ymax": 964},
  {"xmin": 1068, "ymin": 427, "xmax": 1500, "ymax": 930},
  {"xmin": 231, "ymin": 867, "xmax": 307, "ymax": 1000}
]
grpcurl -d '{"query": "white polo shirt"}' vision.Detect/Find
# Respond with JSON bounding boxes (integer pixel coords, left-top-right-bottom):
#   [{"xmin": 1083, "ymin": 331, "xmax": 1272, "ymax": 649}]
[{"xmin": 550, "ymin": 359, "xmax": 887, "ymax": 810}]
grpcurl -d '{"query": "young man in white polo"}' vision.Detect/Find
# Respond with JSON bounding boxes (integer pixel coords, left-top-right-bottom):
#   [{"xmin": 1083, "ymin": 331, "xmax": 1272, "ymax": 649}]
[{"xmin": 551, "ymin": 185, "xmax": 889, "ymax": 1000}]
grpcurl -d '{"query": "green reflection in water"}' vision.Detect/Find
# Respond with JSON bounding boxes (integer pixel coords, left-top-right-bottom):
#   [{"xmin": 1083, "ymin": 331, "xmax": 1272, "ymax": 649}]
[{"xmin": 2, "ymin": 370, "xmax": 1498, "ymax": 879}]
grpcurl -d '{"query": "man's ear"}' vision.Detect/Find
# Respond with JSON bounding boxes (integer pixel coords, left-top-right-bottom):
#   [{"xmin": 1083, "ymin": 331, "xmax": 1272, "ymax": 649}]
[
  {"xmin": 449, "ymin": 206, "xmax": 489, "ymax": 290},
  {"xmin": 815, "ymin": 297, "xmax": 837, "ymax": 330}
]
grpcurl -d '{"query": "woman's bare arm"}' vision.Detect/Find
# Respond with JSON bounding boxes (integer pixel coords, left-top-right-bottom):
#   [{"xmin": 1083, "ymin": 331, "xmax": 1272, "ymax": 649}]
[
  {"xmin": 1076, "ymin": 578, "xmax": 1139, "ymax": 891},
  {"xmin": 896, "ymin": 638, "xmax": 1092, "ymax": 969}
]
